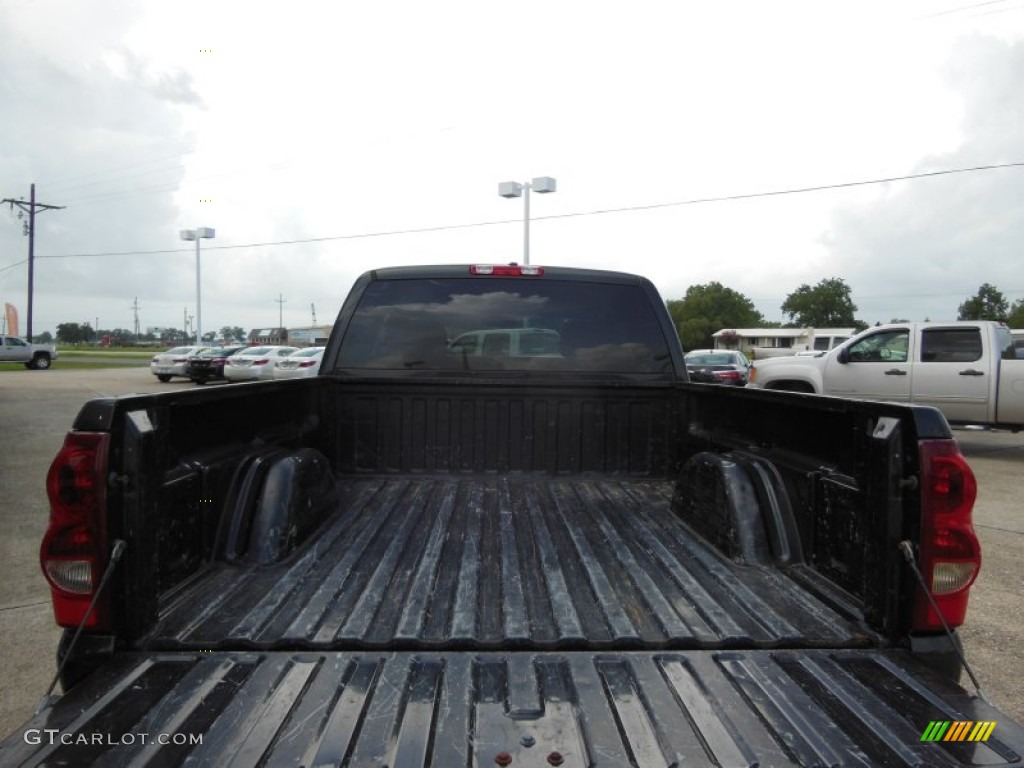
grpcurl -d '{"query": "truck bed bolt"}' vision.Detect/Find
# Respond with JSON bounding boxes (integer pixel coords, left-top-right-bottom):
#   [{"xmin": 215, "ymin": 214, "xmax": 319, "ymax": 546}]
[
  {"xmin": 547, "ymin": 751, "xmax": 564, "ymax": 766},
  {"xmin": 495, "ymin": 751, "xmax": 513, "ymax": 765}
]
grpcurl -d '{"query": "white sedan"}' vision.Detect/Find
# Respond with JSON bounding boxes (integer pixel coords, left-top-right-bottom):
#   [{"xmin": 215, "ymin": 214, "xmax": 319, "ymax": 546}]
[
  {"xmin": 273, "ymin": 347, "xmax": 325, "ymax": 379},
  {"xmin": 223, "ymin": 346, "xmax": 298, "ymax": 382},
  {"xmin": 151, "ymin": 345, "xmax": 205, "ymax": 382}
]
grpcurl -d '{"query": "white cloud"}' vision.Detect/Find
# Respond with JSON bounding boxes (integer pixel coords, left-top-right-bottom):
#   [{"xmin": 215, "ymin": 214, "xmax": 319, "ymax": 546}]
[{"xmin": 824, "ymin": 35, "xmax": 1024, "ymax": 323}]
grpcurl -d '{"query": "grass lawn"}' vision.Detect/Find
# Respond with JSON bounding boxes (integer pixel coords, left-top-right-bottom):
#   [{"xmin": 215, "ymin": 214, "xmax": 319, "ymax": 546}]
[
  {"xmin": 1, "ymin": 348, "xmax": 154, "ymax": 372},
  {"xmin": 57, "ymin": 347, "xmax": 158, "ymax": 357},
  {"xmin": 0, "ymin": 360, "xmax": 150, "ymax": 372}
]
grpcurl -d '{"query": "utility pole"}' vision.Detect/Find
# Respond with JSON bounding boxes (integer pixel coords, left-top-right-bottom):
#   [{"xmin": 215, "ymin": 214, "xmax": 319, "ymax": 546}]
[
  {"xmin": 130, "ymin": 298, "xmax": 141, "ymax": 343},
  {"xmin": 2, "ymin": 184, "xmax": 65, "ymax": 341},
  {"xmin": 275, "ymin": 293, "xmax": 286, "ymax": 340},
  {"xmin": 311, "ymin": 302, "xmax": 317, "ymax": 325}
]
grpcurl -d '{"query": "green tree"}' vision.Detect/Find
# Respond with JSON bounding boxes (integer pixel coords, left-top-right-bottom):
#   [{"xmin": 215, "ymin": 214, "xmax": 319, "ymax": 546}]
[
  {"xmin": 958, "ymin": 283, "xmax": 1008, "ymax": 321},
  {"xmin": 666, "ymin": 282, "xmax": 764, "ymax": 350},
  {"xmin": 33, "ymin": 330, "xmax": 53, "ymax": 344},
  {"xmin": 1008, "ymin": 299, "xmax": 1024, "ymax": 328},
  {"xmin": 781, "ymin": 278, "xmax": 859, "ymax": 327},
  {"xmin": 56, "ymin": 322, "xmax": 86, "ymax": 344}
]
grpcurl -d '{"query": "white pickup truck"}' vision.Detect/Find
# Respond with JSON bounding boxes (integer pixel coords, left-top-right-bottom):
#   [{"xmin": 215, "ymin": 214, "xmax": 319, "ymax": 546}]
[
  {"xmin": 0, "ymin": 334, "xmax": 58, "ymax": 369},
  {"xmin": 749, "ymin": 321, "xmax": 1024, "ymax": 429}
]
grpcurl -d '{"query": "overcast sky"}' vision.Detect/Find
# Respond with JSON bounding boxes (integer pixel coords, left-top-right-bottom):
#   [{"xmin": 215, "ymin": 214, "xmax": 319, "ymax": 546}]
[{"xmin": 2, "ymin": 0, "xmax": 1024, "ymax": 339}]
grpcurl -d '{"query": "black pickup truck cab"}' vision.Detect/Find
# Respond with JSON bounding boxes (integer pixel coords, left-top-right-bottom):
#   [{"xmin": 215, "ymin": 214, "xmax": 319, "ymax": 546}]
[{"xmin": 4, "ymin": 265, "xmax": 1023, "ymax": 766}]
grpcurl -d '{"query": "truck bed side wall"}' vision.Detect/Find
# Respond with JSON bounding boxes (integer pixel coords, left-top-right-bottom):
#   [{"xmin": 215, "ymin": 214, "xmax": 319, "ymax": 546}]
[{"xmin": 681, "ymin": 384, "xmax": 921, "ymax": 636}]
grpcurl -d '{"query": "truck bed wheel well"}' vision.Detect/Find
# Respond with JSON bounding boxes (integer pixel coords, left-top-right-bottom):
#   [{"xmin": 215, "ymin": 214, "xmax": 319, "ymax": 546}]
[
  {"xmin": 219, "ymin": 447, "xmax": 339, "ymax": 565},
  {"xmin": 672, "ymin": 451, "xmax": 803, "ymax": 565}
]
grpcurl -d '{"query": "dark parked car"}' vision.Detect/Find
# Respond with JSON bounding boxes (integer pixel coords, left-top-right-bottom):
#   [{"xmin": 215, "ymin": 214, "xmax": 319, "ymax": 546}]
[
  {"xmin": 186, "ymin": 345, "xmax": 247, "ymax": 384},
  {"xmin": 683, "ymin": 348, "xmax": 751, "ymax": 385}
]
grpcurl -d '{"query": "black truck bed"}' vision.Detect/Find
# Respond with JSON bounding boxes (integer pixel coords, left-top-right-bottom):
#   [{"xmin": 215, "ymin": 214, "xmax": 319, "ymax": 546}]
[{"xmin": 149, "ymin": 476, "xmax": 872, "ymax": 652}]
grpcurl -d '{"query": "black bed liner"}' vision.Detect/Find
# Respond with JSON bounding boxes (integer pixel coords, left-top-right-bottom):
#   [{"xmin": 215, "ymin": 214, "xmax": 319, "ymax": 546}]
[
  {"xmin": 149, "ymin": 476, "xmax": 874, "ymax": 652},
  {"xmin": 8, "ymin": 648, "xmax": 1022, "ymax": 767}
]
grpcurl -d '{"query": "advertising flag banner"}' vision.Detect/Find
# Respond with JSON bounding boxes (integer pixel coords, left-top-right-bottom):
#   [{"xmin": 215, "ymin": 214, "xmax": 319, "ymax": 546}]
[{"xmin": 4, "ymin": 303, "xmax": 17, "ymax": 337}]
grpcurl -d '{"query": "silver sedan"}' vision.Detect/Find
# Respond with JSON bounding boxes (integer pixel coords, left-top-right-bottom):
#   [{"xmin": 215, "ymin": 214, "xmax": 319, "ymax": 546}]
[
  {"xmin": 273, "ymin": 347, "xmax": 325, "ymax": 379},
  {"xmin": 223, "ymin": 346, "xmax": 298, "ymax": 382},
  {"xmin": 151, "ymin": 345, "xmax": 204, "ymax": 382}
]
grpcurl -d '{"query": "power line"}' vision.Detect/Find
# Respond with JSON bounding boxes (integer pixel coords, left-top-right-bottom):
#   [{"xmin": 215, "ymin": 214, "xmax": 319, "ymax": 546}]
[
  {"xmin": 970, "ymin": 3, "xmax": 1024, "ymax": 16},
  {"xmin": 923, "ymin": 0, "xmax": 1009, "ymax": 18},
  {"xmin": 43, "ymin": 150, "xmax": 196, "ymax": 192},
  {"xmin": 38, "ymin": 247, "xmax": 188, "ymax": 259},
  {"xmin": 45, "ymin": 124, "xmax": 454, "ymax": 203},
  {"xmin": 51, "ymin": 163, "xmax": 187, "ymax": 196},
  {"xmin": 33, "ymin": 160, "xmax": 1024, "ymax": 261},
  {"xmin": 36, "ymin": 219, "xmax": 521, "ymax": 259},
  {"xmin": 534, "ymin": 162, "xmax": 1024, "ymax": 222},
  {"xmin": 0, "ymin": 259, "xmax": 28, "ymax": 275},
  {"xmin": 56, "ymin": 159, "xmax": 300, "ymax": 207},
  {"xmin": 60, "ymin": 179, "xmax": 193, "ymax": 207}
]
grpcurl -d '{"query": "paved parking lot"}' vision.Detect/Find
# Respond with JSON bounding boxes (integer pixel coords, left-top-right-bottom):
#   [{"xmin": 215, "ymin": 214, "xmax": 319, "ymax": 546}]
[
  {"xmin": 0, "ymin": 367, "xmax": 196, "ymax": 739},
  {"xmin": 0, "ymin": 367, "xmax": 1021, "ymax": 739}
]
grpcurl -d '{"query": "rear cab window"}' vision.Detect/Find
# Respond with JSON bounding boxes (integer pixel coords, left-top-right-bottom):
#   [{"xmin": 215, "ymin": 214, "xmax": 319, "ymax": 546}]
[
  {"xmin": 337, "ymin": 276, "xmax": 672, "ymax": 374},
  {"xmin": 920, "ymin": 328, "xmax": 983, "ymax": 363}
]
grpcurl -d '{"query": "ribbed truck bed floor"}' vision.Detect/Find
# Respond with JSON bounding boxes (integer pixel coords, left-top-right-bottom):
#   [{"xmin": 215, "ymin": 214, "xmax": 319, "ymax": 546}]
[
  {"xmin": 7, "ymin": 650, "xmax": 1022, "ymax": 766},
  {"xmin": 150, "ymin": 476, "xmax": 873, "ymax": 650}
]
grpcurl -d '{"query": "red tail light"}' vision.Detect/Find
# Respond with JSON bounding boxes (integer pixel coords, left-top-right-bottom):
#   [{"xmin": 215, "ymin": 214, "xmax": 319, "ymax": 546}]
[
  {"xmin": 299, "ymin": 360, "xmax": 317, "ymax": 368},
  {"xmin": 252, "ymin": 359, "xmax": 269, "ymax": 366},
  {"xmin": 912, "ymin": 439, "xmax": 980, "ymax": 631},
  {"xmin": 41, "ymin": 432, "xmax": 112, "ymax": 629}
]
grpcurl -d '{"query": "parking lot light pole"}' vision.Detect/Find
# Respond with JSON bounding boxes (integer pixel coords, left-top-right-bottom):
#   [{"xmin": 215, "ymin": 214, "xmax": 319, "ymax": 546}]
[
  {"xmin": 179, "ymin": 227, "xmax": 215, "ymax": 344},
  {"xmin": 497, "ymin": 177, "xmax": 556, "ymax": 265}
]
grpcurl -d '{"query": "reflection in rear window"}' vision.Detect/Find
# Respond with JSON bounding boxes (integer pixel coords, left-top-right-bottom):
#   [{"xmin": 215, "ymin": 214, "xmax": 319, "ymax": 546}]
[
  {"xmin": 686, "ymin": 353, "xmax": 742, "ymax": 366},
  {"xmin": 338, "ymin": 277, "xmax": 671, "ymax": 373}
]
